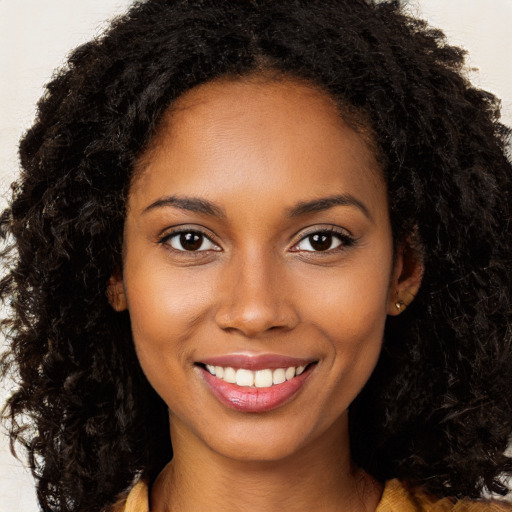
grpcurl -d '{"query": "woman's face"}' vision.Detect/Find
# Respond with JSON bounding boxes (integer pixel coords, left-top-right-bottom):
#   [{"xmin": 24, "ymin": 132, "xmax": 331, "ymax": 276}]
[{"xmin": 113, "ymin": 77, "xmax": 404, "ymax": 462}]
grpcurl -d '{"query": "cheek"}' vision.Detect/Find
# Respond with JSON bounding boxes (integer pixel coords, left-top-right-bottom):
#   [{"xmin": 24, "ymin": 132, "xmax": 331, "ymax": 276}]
[
  {"xmin": 319, "ymin": 283, "xmax": 387, "ymax": 378},
  {"xmin": 293, "ymin": 250, "xmax": 392, "ymax": 390},
  {"xmin": 295, "ymin": 257, "xmax": 391, "ymax": 337},
  {"xmin": 123, "ymin": 263, "xmax": 217, "ymax": 374}
]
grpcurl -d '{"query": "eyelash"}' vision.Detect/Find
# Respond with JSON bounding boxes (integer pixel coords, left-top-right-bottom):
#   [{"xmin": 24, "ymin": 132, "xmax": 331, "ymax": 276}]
[
  {"xmin": 159, "ymin": 229, "xmax": 221, "ymax": 253},
  {"xmin": 158, "ymin": 227, "xmax": 355, "ymax": 254},
  {"xmin": 290, "ymin": 228, "xmax": 355, "ymax": 253}
]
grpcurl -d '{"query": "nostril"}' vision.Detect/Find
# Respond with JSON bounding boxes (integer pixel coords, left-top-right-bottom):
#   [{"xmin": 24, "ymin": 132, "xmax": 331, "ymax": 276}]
[{"xmin": 215, "ymin": 304, "xmax": 300, "ymax": 338}]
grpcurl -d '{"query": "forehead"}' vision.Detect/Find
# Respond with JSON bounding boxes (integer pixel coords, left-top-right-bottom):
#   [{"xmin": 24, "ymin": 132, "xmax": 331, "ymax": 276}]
[{"xmin": 130, "ymin": 77, "xmax": 386, "ymax": 218}]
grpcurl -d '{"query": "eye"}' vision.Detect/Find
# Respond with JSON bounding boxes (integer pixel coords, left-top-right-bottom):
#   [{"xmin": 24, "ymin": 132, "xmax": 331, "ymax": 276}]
[
  {"xmin": 293, "ymin": 230, "xmax": 353, "ymax": 252},
  {"xmin": 163, "ymin": 231, "xmax": 220, "ymax": 252}
]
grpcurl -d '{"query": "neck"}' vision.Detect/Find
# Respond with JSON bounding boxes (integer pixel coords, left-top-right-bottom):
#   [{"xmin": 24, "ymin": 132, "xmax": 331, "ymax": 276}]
[{"xmin": 151, "ymin": 415, "xmax": 383, "ymax": 512}]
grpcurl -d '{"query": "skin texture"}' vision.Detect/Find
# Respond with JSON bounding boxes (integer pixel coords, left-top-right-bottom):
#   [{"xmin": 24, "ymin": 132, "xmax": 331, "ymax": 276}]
[{"xmin": 110, "ymin": 77, "xmax": 422, "ymax": 511}]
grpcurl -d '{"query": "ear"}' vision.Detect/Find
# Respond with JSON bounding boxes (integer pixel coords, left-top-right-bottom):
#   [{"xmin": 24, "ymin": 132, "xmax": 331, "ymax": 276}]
[
  {"xmin": 107, "ymin": 274, "xmax": 128, "ymax": 312},
  {"xmin": 387, "ymin": 236, "xmax": 424, "ymax": 316}
]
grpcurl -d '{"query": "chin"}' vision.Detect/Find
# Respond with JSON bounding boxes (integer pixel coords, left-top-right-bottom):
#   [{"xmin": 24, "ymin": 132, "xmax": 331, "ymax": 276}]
[{"xmin": 182, "ymin": 407, "xmax": 349, "ymax": 465}]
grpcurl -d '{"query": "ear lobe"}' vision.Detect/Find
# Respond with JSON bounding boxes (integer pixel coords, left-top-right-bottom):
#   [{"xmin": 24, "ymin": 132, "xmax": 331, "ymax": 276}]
[
  {"xmin": 107, "ymin": 275, "xmax": 128, "ymax": 312},
  {"xmin": 387, "ymin": 237, "xmax": 424, "ymax": 316}
]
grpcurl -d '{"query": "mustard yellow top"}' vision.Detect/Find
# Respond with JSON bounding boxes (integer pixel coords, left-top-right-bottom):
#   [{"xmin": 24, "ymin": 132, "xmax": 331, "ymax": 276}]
[{"xmin": 109, "ymin": 478, "xmax": 512, "ymax": 512}]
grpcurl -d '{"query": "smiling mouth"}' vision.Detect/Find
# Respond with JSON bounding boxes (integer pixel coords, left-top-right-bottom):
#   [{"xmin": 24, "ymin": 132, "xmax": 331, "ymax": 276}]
[
  {"xmin": 202, "ymin": 364, "xmax": 310, "ymax": 388},
  {"xmin": 197, "ymin": 359, "xmax": 316, "ymax": 412}
]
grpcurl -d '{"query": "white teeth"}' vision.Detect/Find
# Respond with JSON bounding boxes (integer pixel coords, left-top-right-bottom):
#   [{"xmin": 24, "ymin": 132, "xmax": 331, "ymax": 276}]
[
  {"xmin": 223, "ymin": 367, "xmax": 236, "ymax": 383},
  {"xmin": 204, "ymin": 363, "xmax": 310, "ymax": 388},
  {"xmin": 296, "ymin": 365, "xmax": 306, "ymax": 376},
  {"xmin": 285, "ymin": 366, "xmax": 296, "ymax": 381},
  {"xmin": 236, "ymin": 368, "xmax": 254, "ymax": 387},
  {"xmin": 254, "ymin": 369, "xmax": 273, "ymax": 388},
  {"xmin": 272, "ymin": 368, "xmax": 286, "ymax": 385}
]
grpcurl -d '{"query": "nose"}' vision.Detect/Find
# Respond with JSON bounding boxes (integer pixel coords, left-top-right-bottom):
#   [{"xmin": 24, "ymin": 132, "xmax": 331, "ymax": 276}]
[{"xmin": 215, "ymin": 251, "xmax": 299, "ymax": 338}]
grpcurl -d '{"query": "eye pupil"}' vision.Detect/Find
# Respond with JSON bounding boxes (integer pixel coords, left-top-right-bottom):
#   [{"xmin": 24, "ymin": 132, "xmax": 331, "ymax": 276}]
[
  {"xmin": 310, "ymin": 233, "xmax": 332, "ymax": 251},
  {"xmin": 180, "ymin": 232, "xmax": 203, "ymax": 251}
]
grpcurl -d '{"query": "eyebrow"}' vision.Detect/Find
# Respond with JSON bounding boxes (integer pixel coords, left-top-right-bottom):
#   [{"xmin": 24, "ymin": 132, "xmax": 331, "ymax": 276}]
[
  {"xmin": 287, "ymin": 194, "xmax": 373, "ymax": 221},
  {"xmin": 142, "ymin": 195, "xmax": 226, "ymax": 218},
  {"xmin": 142, "ymin": 193, "xmax": 372, "ymax": 221}
]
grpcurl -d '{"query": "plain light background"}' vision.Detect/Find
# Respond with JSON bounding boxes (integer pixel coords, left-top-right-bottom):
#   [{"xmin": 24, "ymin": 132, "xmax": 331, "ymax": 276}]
[{"xmin": 1, "ymin": 1, "xmax": 511, "ymax": 510}]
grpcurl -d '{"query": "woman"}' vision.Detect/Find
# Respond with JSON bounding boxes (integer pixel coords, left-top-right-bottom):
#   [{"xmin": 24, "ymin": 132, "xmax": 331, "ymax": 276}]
[{"xmin": 1, "ymin": 1, "xmax": 511, "ymax": 511}]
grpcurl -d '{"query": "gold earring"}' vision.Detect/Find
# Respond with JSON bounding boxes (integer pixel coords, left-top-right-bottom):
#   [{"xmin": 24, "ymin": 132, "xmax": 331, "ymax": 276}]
[{"xmin": 395, "ymin": 300, "xmax": 405, "ymax": 313}]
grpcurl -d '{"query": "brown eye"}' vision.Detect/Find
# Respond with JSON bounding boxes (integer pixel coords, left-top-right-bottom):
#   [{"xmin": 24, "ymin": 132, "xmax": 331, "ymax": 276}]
[
  {"xmin": 166, "ymin": 231, "xmax": 219, "ymax": 252},
  {"xmin": 180, "ymin": 232, "xmax": 203, "ymax": 251},
  {"xmin": 294, "ymin": 230, "xmax": 351, "ymax": 252},
  {"xmin": 309, "ymin": 233, "xmax": 333, "ymax": 251}
]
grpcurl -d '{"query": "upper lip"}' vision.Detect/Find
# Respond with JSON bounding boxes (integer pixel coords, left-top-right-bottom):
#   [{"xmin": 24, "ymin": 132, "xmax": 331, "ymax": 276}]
[{"xmin": 198, "ymin": 353, "xmax": 316, "ymax": 371}]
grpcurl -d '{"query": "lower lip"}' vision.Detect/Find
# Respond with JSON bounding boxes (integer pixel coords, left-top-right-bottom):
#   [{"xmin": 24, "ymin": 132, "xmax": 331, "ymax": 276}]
[{"xmin": 200, "ymin": 367, "xmax": 312, "ymax": 413}]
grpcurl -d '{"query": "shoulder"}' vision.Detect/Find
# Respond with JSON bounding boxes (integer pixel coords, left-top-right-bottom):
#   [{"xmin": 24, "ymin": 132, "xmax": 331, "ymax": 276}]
[
  {"xmin": 106, "ymin": 477, "xmax": 512, "ymax": 512},
  {"xmin": 378, "ymin": 479, "xmax": 512, "ymax": 512},
  {"xmin": 106, "ymin": 479, "xmax": 149, "ymax": 512}
]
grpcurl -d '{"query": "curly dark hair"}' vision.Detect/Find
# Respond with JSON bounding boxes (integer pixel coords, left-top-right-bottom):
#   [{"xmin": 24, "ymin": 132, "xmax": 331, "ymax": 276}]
[{"xmin": 1, "ymin": 0, "xmax": 511, "ymax": 510}]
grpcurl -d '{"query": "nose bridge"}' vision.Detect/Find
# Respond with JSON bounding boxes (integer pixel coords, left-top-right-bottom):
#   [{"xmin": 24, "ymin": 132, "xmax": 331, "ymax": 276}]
[{"xmin": 215, "ymin": 245, "xmax": 297, "ymax": 337}]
